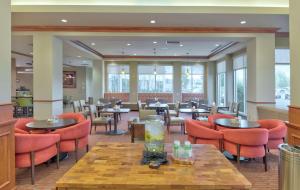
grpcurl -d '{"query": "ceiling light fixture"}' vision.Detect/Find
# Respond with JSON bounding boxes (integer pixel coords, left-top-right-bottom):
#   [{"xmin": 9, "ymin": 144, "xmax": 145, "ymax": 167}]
[
  {"xmin": 91, "ymin": 42, "xmax": 96, "ymax": 46},
  {"xmin": 240, "ymin": 20, "xmax": 247, "ymax": 25},
  {"xmin": 215, "ymin": 44, "xmax": 220, "ymax": 47},
  {"xmin": 150, "ymin": 20, "xmax": 156, "ymax": 24},
  {"xmin": 153, "ymin": 41, "xmax": 158, "ymax": 44},
  {"xmin": 77, "ymin": 55, "xmax": 81, "ymax": 58},
  {"xmin": 61, "ymin": 19, "xmax": 68, "ymax": 23},
  {"xmin": 180, "ymin": 44, "xmax": 184, "ymax": 47},
  {"xmin": 127, "ymin": 43, "xmax": 132, "ymax": 46},
  {"xmin": 29, "ymin": 52, "xmax": 33, "ymax": 55}
]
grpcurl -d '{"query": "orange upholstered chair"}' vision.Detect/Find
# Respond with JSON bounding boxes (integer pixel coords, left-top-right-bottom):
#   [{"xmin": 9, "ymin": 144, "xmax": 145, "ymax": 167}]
[
  {"xmin": 58, "ymin": 112, "xmax": 86, "ymax": 123},
  {"xmin": 52, "ymin": 113, "xmax": 90, "ymax": 162},
  {"xmin": 208, "ymin": 114, "xmax": 235, "ymax": 130},
  {"xmin": 15, "ymin": 133, "xmax": 60, "ymax": 184},
  {"xmin": 257, "ymin": 119, "xmax": 287, "ymax": 149},
  {"xmin": 223, "ymin": 128, "xmax": 269, "ymax": 171},
  {"xmin": 14, "ymin": 118, "xmax": 34, "ymax": 134},
  {"xmin": 185, "ymin": 120, "xmax": 223, "ymax": 151}
]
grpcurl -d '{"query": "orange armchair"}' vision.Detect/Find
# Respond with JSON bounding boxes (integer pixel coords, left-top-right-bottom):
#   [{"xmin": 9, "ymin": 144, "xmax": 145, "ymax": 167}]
[
  {"xmin": 223, "ymin": 128, "xmax": 269, "ymax": 171},
  {"xmin": 14, "ymin": 118, "xmax": 34, "ymax": 134},
  {"xmin": 15, "ymin": 133, "xmax": 60, "ymax": 184},
  {"xmin": 257, "ymin": 119, "xmax": 287, "ymax": 149},
  {"xmin": 58, "ymin": 112, "xmax": 86, "ymax": 123},
  {"xmin": 185, "ymin": 120, "xmax": 223, "ymax": 151},
  {"xmin": 52, "ymin": 116, "xmax": 90, "ymax": 162},
  {"xmin": 208, "ymin": 114, "xmax": 235, "ymax": 130}
]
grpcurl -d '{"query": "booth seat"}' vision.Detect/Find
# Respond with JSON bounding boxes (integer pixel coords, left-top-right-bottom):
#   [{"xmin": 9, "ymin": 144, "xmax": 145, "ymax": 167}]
[
  {"xmin": 181, "ymin": 93, "xmax": 205, "ymax": 102},
  {"xmin": 257, "ymin": 119, "xmax": 287, "ymax": 149},
  {"xmin": 104, "ymin": 92, "xmax": 130, "ymax": 102},
  {"xmin": 138, "ymin": 93, "xmax": 173, "ymax": 103}
]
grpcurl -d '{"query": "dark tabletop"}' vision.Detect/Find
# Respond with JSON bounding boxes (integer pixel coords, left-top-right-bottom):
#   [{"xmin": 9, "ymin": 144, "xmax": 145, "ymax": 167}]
[
  {"xmin": 26, "ymin": 119, "xmax": 77, "ymax": 130},
  {"xmin": 214, "ymin": 118, "xmax": 260, "ymax": 129},
  {"xmin": 101, "ymin": 108, "xmax": 130, "ymax": 113},
  {"xmin": 179, "ymin": 108, "xmax": 210, "ymax": 113}
]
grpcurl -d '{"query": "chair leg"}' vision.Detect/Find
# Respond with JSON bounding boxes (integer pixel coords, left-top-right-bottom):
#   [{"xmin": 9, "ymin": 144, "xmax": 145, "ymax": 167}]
[
  {"xmin": 264, "ymin": 144, "xmax": 268, "ymax": 172},
  {"xmin": 236, "ymin": 144, "xmax": 241, "ymax": 169},
  {"xmin": 56, "ymin": 142, "xmax": 60, "ymax": 169},
  {"xmin": 109, "ymin": 121, "xmax": 112, "ymax": 132},
  {"xmin": 86, "ymin": 144, "xmax": 89, "ymax": 152},
  {"xmin": 75, "ymin": 139, "xmax": 79, "ymax": 162},
  {"xmin": 30, "ymin": 151, "xmax": 35, "ymax": 185}
]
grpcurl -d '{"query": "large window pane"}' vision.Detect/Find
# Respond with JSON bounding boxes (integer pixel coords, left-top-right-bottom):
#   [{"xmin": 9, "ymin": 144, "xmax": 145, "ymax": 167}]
[
  {"xmin": 107, "ymin": 64, "xmax": 130, "ymax": 92},
  {"xmin": 275, "ymin": 64, "xmax": 290, "ymax": 108},
  {"xmin": 181, "ymin": 64, "xmax": 204, "ymax": 93},
  {"xmin": 234, "ymin": 69, "xmax": 246, "ymax": 113},
  {"xmin": 217, "ymin": 73, "xmax": 226, "ymax": 106},
  {"xmin": 138, "ymin": 65, "xmax": 173, "ymax": 92}
]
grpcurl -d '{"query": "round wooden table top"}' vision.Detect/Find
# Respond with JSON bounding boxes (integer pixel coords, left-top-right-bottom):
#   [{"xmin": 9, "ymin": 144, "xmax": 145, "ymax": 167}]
[
  {"xmin": 214, "ymin": 118, "xmax": 260, "ymax": 129},
  {"xmin": 26, "ymin": 119, "xmax": 77, "ymax": 130}
]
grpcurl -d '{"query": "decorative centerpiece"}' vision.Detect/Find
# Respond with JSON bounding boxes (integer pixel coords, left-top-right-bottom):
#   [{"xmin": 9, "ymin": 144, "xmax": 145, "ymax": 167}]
[
  {"xmin": 141, "ymin": 120, "xmax": 167, "ymax": 166},
  {"xmin": 113, "ymin": 105, "xmax": 120, "ymax": 110}
]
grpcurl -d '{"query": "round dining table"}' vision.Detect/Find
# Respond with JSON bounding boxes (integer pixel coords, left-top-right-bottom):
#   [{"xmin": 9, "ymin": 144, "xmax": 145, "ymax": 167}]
[
  {"xmin": 26, "ymin": 118, "xmax": 77, "ymax": 131},
  {"xmin": 214, "ymin": 118, "xmax": 260, "ymax": 129}
]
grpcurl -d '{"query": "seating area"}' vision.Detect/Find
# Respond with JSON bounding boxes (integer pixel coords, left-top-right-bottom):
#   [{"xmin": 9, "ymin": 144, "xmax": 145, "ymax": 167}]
[{"xmin": 1, "ymin": 1, "xmax": 300, "ymax": 190}]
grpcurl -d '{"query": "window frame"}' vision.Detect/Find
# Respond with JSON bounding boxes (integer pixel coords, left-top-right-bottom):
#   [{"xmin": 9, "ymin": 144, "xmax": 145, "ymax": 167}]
[
  {"xmin": 106, "ymin": 63, "xmax": 130, "ymax": 93},
  {"xmin": 217, "ymin": 72, "xmax": 226, "ymax": 106}
]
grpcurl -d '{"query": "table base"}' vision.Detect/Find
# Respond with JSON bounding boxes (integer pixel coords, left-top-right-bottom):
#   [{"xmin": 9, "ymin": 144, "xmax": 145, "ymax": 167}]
[{"xmin": 106, "ymin": 129, "xmax": 127, "ymax": 135}]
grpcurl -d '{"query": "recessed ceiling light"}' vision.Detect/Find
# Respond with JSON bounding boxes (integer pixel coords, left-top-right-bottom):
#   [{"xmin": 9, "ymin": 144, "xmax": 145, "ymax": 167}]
[
  {"xmin": 61, "ymin": 19, "xmax": 68, "ymax": 23},
  {"xmin": 29, "ymin": 52, "xmax": 33, "ymax": 55},
  {"xmin": 77, "ymin": 55, "xmax": 81, "ymax": 58},
  {"xmin": 153, "ymin": 41, "xmax": 158, "ymax": 44},
  {"xmin": 150, "ymin": 20, "xmax": 156, "ymax": 24},
  {"xmin": 215, "ymin": 44, "xmax": 220, "ymax": 47},
  {"xmin": 180, "ymin": 44, "xmax": 184, "ymax": 47},
  {"xmin": 127, "ymin": 43, "xmax": 132, "ymax": 46},
  {"xmin": 240, "ymin": 20, "xmax": 247, "ymax": 25},
  {"xmin": 91, "ymin": 42, "xmax": 96, "ymax": 46}
]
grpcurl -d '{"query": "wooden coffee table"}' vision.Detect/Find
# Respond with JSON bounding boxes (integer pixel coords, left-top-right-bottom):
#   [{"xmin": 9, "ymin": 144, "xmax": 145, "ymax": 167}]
[{"xmin": 56, "ymin": 143, "xmax": 251, "ymax": 190}]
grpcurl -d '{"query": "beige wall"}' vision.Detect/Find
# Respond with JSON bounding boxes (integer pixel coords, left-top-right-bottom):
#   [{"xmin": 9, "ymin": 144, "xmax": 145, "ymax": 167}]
[
  {"xmin": 11, "ymin": 58, "xmax": 17, "ymax": 96},
  {"xmin": 63, "ymin": 66, "xmax": 87, "ymax": 101}
]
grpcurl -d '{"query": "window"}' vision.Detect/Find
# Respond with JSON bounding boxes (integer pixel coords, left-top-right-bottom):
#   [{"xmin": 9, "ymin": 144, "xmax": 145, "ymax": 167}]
[
  {"xmin": 181, "ymin": 64, "xmax": 205, "ymax": 93},
  {"xmin": 217, "ymin": 61, "xmax": 226, "ymax": 106},
  {"xmin": 233, "ymin": 55, "xmax": 247, "ymax": 114},
  {"xmin": 107, "ymin": 64, "xmax": 130, "ymax": 92},
  {"xmin": 275, "ymin": 49, "xmax": 290, "ymax": 108},
  {"xmin": 138, "ymin": 64, "xmax": 173, "ymax": 92}
]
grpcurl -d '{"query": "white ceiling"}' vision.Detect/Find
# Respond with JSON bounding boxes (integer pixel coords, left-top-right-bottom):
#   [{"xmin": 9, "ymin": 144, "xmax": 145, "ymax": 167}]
[{"xmin": 12, "ymin": 13, "xmax": 289, "ymax": 32}]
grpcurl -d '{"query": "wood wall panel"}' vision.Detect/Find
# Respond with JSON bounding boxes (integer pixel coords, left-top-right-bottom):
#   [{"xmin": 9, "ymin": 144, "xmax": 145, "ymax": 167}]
[
  {"xmin": 288, "ymin": 106, "xmax": 300, "ymax": 145},
  {"xmin": 0, "ymin": 120, "xmax": 16, "ymax": 190}
]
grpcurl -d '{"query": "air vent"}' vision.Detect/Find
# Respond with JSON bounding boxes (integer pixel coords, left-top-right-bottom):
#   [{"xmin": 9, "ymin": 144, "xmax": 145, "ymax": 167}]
[
  {"xmin": 25, "ymin": 62, "xmax": 33, "ymax": 66},
  {"xmin": 166, "ymin": 41, "xmax": 180, "ymax": 45}
]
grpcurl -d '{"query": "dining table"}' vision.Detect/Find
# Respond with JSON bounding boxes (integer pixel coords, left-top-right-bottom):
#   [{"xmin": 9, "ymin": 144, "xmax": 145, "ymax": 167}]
[
  {"xmin": 214, "ymin": 118, "xmax": 261, "ymax": 129},
  {"xmin": 26, "ymin": 118, "xmax": 77, "ymax": 132},
  {"xmin": 147, "ymin": 103, "xmax": 169, "ymax": 115},
  {"xmin": 179, "ymin": 108, "xmax": 210, "ymax": 119},
  {"xmin": 100, "ymin": 108, "xmax": 130, "ymax": 135}
]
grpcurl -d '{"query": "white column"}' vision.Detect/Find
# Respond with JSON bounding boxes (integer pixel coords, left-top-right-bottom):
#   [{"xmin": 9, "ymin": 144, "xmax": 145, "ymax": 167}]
[
  {"xmin": 206, "ymin": 61, "xmax": 216, "ymax": 104},
  {"xmin": 0, "ymin": 0, "xmax": 12, "ymax": 121},
  {"xmin": 129, "ymin": 62, "xmax": 138, "ymax": 102},
  {"xmin": 247, "ymin": 34, "xmax": 276, "ymax": 121},
  {"xmin": 290, "ymin": 0, "xmax": 300, "ymax": 107},
  {"xmin": 85, "ymin": 67, "xmax": 93, "ymax": 99},
  {"xmin": 33, "ymin": 33, "xmax": 63, "ymax": 120},
  {"xmin": 225, "ymin": 55, "xmax": 234, "ymax": 105},
  {"xmin": 173, "ymin": 62, "xmax": 182, "ymax": 102},
  {"xmin": 92, "ymin": 59, "xmax": 105, "ymax": 101}
]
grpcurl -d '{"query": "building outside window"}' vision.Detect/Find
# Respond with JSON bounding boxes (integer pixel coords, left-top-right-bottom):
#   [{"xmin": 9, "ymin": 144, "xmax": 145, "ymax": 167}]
[
  {"xmin": 181, "ymin": 64, "xmax": 205, "ymax": 93},
  {"xmin": 233, "ymin": 54, "xmax": 247, "ymax": 114},
  {"xmin": 275, "ymin": 49, "xmax": 290, "ymax": 108},
  {"xmin": 217, "ymin": 61, "xmax": 226, "ymax": 106},
  {"xmin": 107, "ymin": 64, "xmax": 130, "ymax": 92},
  {"xmin": 138, "ymin": 64, "xmax": 173, "ymax": 92}
]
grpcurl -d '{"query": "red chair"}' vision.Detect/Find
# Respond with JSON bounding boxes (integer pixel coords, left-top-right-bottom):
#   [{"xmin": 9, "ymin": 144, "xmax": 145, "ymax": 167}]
[
  {"xmin": 14, "ymin": 118, "xmax": 34, "ymax": 134},
  {"xmin": 185, "ymin": 120, "xmax": 223, "ymax": 151},
  {"xmin": 223, "ymin": 128, "xmax": 269, "ymax": 171},
  {"xmin": 52, "ymin": 113, "xmax": 90, "ymax": 162},
  {"xmin": 208, "ymin": 114, "xmax": 235, "ymax": 130},
  {"xmin": 15, "ymin": 133, "xmax": 60, "ymax": 184},
  {"xmin": 257, "ymin": 119, "xmax": 287, "ymax": 149},
  {"xmin": 58, "ymin": 112, "xmax": 86, "ymax": 123}
]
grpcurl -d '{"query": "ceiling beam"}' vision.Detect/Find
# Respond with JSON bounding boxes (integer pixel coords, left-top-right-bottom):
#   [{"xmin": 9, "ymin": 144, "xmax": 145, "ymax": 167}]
[{"xmin": 13, "ymin": 26, "xmax": 280, "ymax": 33}]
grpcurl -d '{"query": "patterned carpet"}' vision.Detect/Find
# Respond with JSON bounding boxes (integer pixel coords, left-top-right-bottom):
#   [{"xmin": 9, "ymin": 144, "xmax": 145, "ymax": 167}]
[{"xmin": 16, "ymin": 112, "xmax": 279, "ymax": 190}]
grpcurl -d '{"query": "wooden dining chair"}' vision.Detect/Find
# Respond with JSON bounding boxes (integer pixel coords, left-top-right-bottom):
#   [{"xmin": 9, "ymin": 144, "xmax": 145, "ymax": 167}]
[{"xmin": 88, "ymin": 105, "xmax": 112, "ymax": 134}]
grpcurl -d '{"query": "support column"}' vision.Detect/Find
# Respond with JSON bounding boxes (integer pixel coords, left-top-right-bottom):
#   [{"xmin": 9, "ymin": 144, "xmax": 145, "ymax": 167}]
[
  {"xmin": 173, "ymin": 62, "xmax": 182, "ymax": 102},
  {"xmin": 92, "ymin": 59, "xmax": 105, "ymax": 101},
  {"xmin": 85, "ymin": 67, "xmax": 93, "ymax": 100},
  {"xmin": 246, "ymin": 34, "xmax": 275, "ymax": 121},
  {"xmin": 33, "ymin": 33, "xmax": 63, "ymax": 120},
  {"xmin": 225, "ymin": 55, "xmax": 234, "ymax": 105},
  {"xmin": 129, "ymin": 62, "xmax": 138, "ymax": 102},
  {"xmin": 288, "ymin": 0, "xmax": 300, "ymax": 145},
  {"xmin": 206, "ymin": 61, "xmax": 216, "ymax": 105},
  {"xmin": 0, "ymin": 0, "xmax": 12, "ymax": 122}
]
